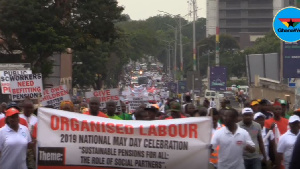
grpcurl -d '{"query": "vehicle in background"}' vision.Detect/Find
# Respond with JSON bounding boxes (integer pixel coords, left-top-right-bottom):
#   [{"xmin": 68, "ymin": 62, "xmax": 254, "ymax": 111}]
[
  {"xmin": 223, "ymin": 91, "xmax": 235, "ymax": 100},
  {"xmin": 238, "ymin": 86, "xmax": 249, "ymax": 95},
  {"xmin": 205, "ymin": 90, "xmax": 216, "ymax": 100},
  {"xmin": 138, "ymin": 76, "xmax": 148, "ymax": 85}
]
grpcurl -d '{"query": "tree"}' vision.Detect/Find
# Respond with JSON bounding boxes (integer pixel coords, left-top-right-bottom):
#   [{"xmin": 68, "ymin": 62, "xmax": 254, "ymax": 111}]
[
  {"xmin": 0, "ymin": 0, "xmax": 71, "ymax": 78},
  {"xmin": 244, "ymin": 31, "xmax": 280, "ymax": 54}
]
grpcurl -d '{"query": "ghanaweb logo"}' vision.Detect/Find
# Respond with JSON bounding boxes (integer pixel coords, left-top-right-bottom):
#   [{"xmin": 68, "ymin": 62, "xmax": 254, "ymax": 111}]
[{"xmin": 273, "ymin": 7, "xmax": 300, "ymax": 42}]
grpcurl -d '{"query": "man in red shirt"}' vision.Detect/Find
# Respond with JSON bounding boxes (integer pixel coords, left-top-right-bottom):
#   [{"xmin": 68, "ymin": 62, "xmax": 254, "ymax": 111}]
[
  {"xmin": 265, "ymin": 102, "xmax": 288, "ymax": 135},
  {"xmin": 83, "ymin": 97, "xmax": 108, "ymax": 118},
  {"xmin": 165, "ymin": 102, "xmax": 186, "ymax": 119}
]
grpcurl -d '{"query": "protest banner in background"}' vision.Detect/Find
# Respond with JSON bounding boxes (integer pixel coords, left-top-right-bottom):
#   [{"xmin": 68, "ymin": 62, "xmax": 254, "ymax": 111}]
[
  {"xmin": 85, "ymin": 88, "xmax": 121, "ymax": 111},
  {"xmin": 0, "ymin": 70, "xmax": 32, "ymax": 94},
  {"xmin": 10, "ymin": 73, "xmax": 43, "ymax": 101},
  {"xmin": 37, "ymin": 108, "xmax": 211, "ymax": 169},
  {"xmin": 41, "ymin": 85, "xmax": 70, "ymax": 108},
  {"xmin": 127, "ymin": 96, "xmax": 149, "ymax": 113}
]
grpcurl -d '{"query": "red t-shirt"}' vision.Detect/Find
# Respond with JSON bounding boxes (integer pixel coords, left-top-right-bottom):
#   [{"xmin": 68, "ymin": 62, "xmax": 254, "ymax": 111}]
[
  {"xmin": 83, "ymin": 111, "xmax": 108, "ymax": 118},
  {"xmin": 265, "ymin": 117, "xmax": 288, "ymax": 135},
  {"xmin": 165, "ymin": 115, "xmax": 187, "ymax": 119},
  {"xmin": 0, "ymin": 117, "xmax": 28, "ymax": 128}
]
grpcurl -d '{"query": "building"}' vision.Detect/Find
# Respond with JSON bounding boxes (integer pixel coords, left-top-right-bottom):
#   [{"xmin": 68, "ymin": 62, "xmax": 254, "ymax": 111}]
[
  {"xmin": 206, "ymin": 0, "xmax": 293, "ymax": 49},
  {"xmin": 44, "ymin": 52, "xmax": 72, "ymax": 92}
]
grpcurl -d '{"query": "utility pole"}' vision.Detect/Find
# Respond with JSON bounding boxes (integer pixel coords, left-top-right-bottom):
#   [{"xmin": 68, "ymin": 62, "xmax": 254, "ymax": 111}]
[
  {"xmin": 191, "ymin": 0, "xmax": 197, "ymax": 104},
  {"xmin": 216, "ymin": 0, "xmax": 220, "ymax": 66},
  {"xmin": 179, "ymin": 17, "xmax": 183, "ymax": 80},
  {"xmin": 174, "ymin": 27, "xmax": 178, "ymax": 81}
]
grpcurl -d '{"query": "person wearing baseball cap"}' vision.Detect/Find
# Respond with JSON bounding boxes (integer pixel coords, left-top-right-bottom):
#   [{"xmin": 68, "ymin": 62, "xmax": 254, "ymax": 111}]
[
  {"xmin": 165, "ymin": 102, "xmax": 186, "ymax": 119},
  {"xmin": 238, "ymin": 108, "xmax": 267, "ymax": 169},
  {"xmin": 250, "ymin": 100, "xmax": 260, "ymax": 113},
  {"xmin": 0, "ymin": 107, "xmax": 35, "ymax": 169},
  {"xmin": 145, "ymin": 104, "xmax": 158, "ymax": 120},
  {"xmin": 277, "ymin": 115, "xmax": 300, "ymax": 169},
  {"xmin": 254, "ymin": 112, "xmax": 276, "ymax": 168}
]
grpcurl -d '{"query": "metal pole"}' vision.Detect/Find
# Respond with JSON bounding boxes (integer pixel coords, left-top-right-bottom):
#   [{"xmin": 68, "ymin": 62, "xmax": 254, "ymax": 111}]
[
  {"xmin": 207, "ymin": 50, "xmax": 210, "ymax": 90},
  {"xmin": 216, "ymin": 0, "xmax": 220, "ymax": 66},
  {"xmin": 174, "ymin": 28, "xmax": 177, "ymax": 81},
  {"xmin": 192, "ymin": 0, "xmax": 197, "ymax": 104},
  {"xmin": 168, "ymin": 44, "xmax": 171, "ymax": 76},
  {"xmin": 179, "ymin": 16, "xmax": 183, "ymax": 80}
]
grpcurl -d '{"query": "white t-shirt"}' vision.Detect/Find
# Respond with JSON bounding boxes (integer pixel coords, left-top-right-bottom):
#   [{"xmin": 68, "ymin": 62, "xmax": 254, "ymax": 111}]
[
  {"xmin": 0, "ymin": 124, "xmax": 32, "ymax": 169},
  {"xmin": 19, "ymin": 114, "xmax": 38, "ymax": 132},
  {"xmin": 211, "ymin": 125, "xmax": 255, "ymax": 169},
  {"xmin": 261, "ymin": 127, "xmax": 274, "ymax": 160},
  {"xmin": 0, "ymin": 113, "xmax": 5, "ymax": 120},
  {"xmin": 277, "ymin": 130, "xmax": 298, "ymax": 169}
]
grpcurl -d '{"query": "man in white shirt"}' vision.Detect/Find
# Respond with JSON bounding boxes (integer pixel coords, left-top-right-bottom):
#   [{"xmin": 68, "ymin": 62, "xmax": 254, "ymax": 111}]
[
  {"xmin": 254, "ymin": 112, "xmax": 276, "ymax": 168},
  {"xmin": 210, "ymin": 98, "xmax": 217, "ymax": 108},
  {"xmin": 276, "ymin": 115, "xmax": 300, "ymax": 169},
  {"xmin": 19, "ymin": 99, "xmax": 37, "ymax": 132},
  {"xmin": 211, "ymin": 108, "xmax": 255, "ymax": 169}
]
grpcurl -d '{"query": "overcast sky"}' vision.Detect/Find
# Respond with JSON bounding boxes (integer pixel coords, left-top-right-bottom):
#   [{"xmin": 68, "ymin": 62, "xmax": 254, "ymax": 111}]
[{"xmin": 117, "ymin": 0, "xmax": 206, "ymax": 21}]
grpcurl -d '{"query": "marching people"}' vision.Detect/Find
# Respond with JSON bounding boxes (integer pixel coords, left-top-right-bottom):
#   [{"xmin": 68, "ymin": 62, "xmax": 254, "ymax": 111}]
[
  {"xmin": 0, "ymin": 107, "xmax": 35, "ymax": 169},
  {"xmin": 276, "ymin": 115, "xmax": 300, "ymax": 169},
  {"xmin": 165, "ymin": 102, "xmax": 186, "ymax": 119},
  {"xmin": 265, "ymin": 102, "xmax": 288, "ymax": 135},
  {"xmin": 59, "ymin": 100, "xmax": 75, "ymax": 112},
  {"xmin": 116, "ymin": 101, "xmax": 132, "ymax": 120},
  {"xmin": 0, "ymin": 102, "xmax": 7, "ymax": 119},
  {"xmin": 19, "ymin": 99, "xmax": 38, "ymax": 132},
  {"xmin": 238, "ymin": 108, "xmax": 267, "ymax": 169},
  {"xmin": 83, "ymin": 97, "xmax": 108, "ymax": 118},
  {"xmin": 211, "ymin": 108, "xmax": 255, "ymax": 169},
  {"xmin": 106, "ymin": 100, "xmax": 122, "ymax": 120},
  {"xmin": 254, "ymin": 112, "xmax": 276, "ymax": 169}
]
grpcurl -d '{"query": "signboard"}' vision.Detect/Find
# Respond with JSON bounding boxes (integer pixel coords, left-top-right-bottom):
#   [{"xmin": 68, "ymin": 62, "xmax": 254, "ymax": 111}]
[
  {"xmin": 160, "ymin": 91, "xmax": 169, "ymax": 99},
  {"xmin": 168, "ymin": 82, "xmax": 177, "ymax": 93},
  {"xmin": 41, "ymin": 85, "xmax": 71, "ymax": 108},
  {"xmin": 0, "ymin": 70, "xmax": 32, "ymax": 94},
  {"xmin": 127, "ymin": 96, "xmax": 149, "ymax": 113},
  {"xmin": 289, "ymin": 78, "xmax": 296, "ymax": 88},
  {"xmin": 178, "ymin": 81, "xmax": 187, "ymax": 94},
  {"xmin": 283, "ymin": 41, "xmax": 300, "ymax": 78},
  {"xmin": 85, "ymin": 88, "xmax": 121, "ymax": 112},
  {"xmin": 37, "ymin": 108, "xmax": 211, "ymax": 169},
  {"xmin": 10, "ymin": 73, "xmax": 43, "ymax": 100},
  {"xmin": 210, "ymin": 67, "xmax": 227, "ymax": 91},
  {"xmin": 0, "ymin": 63, "xmax": 31, "ymax": 70}
]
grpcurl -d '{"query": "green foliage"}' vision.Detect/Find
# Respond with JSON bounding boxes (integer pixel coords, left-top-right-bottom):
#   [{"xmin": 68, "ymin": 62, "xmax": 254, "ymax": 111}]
[
  {"xmin": 244, "ymin": 31, "xmax": 280, "ymax": 54},
  {"xmin": 0, "ymin": 0, "xmax": 71, "ymax": 78}
]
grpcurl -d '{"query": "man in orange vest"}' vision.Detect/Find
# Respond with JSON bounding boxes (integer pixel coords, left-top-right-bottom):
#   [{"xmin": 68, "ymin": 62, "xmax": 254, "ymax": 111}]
[{"xmin": 209, "ymin": 108, "xmax": 223, "ymax": 168}]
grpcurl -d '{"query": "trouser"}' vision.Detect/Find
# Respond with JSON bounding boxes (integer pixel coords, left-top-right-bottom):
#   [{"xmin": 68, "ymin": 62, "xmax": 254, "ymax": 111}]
[
  {"xmin": 261, "ymin": 160, "xmax": 272, "ymax": 169},
  {"xmin": 244, "ymin": 158, "xmax": 261, "ymax": 169}
]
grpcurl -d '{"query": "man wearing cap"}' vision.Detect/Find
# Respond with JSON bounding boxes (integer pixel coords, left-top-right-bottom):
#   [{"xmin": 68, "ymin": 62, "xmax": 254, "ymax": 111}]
[
  {"xmin": 250, "ymin": 100, "xmax": 260, "ymax": 113},
  {"xmin": 211, "ymin": 108, "xmax": 255, "ymax": 169},
  {"xmin": 238, "ymin": 108, "xmax": 267, "ymax": 169},
  {"xmin": 165, "ymin": 102, "xmax": 186, "ymax": 119},
  {"xmin": 260, "ymin": 99, "xmax": 273, "ymax": 119},
  {"xmin": 0, "ymin": 107, "xmax": 35, "ymax": 169},
  {"xmin": 265, "ymin": 102, "xmax": 288, "ymax": 135},
  {"xmin": 276, "ymin": 115, "xmax": 300, "ymax": 169},
  {"xmin": 145, "ymin": 104, "xmax": 158, "ymax": 120},
  {"xmin": 254, "ymin": 112, "xmax": 276, "ymax": 169},
  {"xmin": 279, "ymin": 99, "xmax": 290, "ymax": 119}
]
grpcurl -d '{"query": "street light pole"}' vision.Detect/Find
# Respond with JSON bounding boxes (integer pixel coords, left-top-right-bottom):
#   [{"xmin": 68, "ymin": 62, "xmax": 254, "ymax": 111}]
[
  {"xmin": 174, "ymin": 27, "xmax": 177, "ymax": 81},
  {"xmin": 179, "ymin": 17, "xmax": 183, "ymax": 80},
  {"xmin": 216, "ymin": 0, "xmax": 220, "ymax": 66},
  {"xmin": 191, "ymin": 0, "xmax": 197, "ymax": 104}
]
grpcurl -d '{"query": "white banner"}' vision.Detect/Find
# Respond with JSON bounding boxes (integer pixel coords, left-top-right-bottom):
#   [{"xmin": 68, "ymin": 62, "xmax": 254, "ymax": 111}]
[
  {"xmin": 37, "ymin": 108, "xmax": 211, "ymax": 169},
  {"xmin": 128, "ymin": 96, "xmax": 149, "ymax": 113},
  {"xmin": 85, "ymin": 88, "xmax": 121, "ymax": 112},
  {"xmin": 41, "ymin": 85, "xmax": 70, "ymax": 108},
  {"xmin": 0, "ymin": 70, "xmax": 32, "ymax": 94},
  {"xmin": 10, "ymin": 73, "xmax": 43, "ymax": 100}
]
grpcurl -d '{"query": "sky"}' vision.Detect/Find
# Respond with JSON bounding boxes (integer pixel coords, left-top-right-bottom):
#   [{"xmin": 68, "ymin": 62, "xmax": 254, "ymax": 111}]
[{"xmin": 117, "ymin": 0, "xmax": 206, "ymax": 21}]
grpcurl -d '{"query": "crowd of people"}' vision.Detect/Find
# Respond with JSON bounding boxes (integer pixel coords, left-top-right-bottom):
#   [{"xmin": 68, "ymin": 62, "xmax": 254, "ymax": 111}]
[{"xmin": 0, "ymin": 95, "xmax": 299, "ymax": 169}]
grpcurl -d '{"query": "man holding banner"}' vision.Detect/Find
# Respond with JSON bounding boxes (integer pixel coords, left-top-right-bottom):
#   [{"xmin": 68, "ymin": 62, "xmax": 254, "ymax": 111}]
[{"xmin": 83, "ymin": 97, "xmax": 108, "ymax": 118}]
